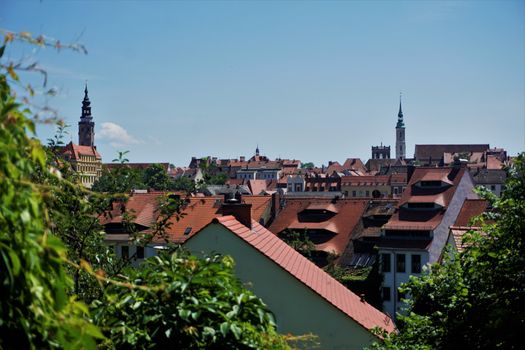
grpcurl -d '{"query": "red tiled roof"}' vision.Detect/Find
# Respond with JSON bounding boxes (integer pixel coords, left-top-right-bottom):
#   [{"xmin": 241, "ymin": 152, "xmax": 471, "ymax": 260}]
[
  {"xmin": 205, "ymin": 215, "xmax": 395, "ymax": 334},
  {"xmin": 61, "ymin": 142, "xmax": 101, "ymax": 160},
  {"xmin": 305, "ymin": 202, "xmax": 339, "ymax": 213},
  {"xmin": 269, "ymin": 199, "xmax": 367, "ymax": 254},
  {"xmin": 248, "ymin": 180, "xmax": 268, "ymax": 195},
  {"xmin": 384, "ymin": 167, "xmax": 467, "ymax": 231},
  {"xmin": 486, "ymin": 155, "xmax": 504, "ymax": 170},
  {"xmin": 449, "ymin": 227, "xmax": 472, "ymax": 253},
  {"xmin": 389, "ymin": 173, "xmax": 407, "ymax": 184},
  {"xmin": 419, "ymin": 172, "xmax": 453, "ymax": 184},
  {"xmin": 102, "ymin": 193, "xmax": 272, "ymax": 243},
  {"xmin": 342, "ymin": 158, "xmax": 367, "ymax": 173},
  {"xmin": 454, "ymin": 199, "xmax": 488, "ymax": 227}
]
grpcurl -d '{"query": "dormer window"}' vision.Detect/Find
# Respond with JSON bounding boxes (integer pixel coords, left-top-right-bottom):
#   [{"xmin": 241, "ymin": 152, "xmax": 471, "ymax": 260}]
[
  {"xmin": 420, "ymin": 180, "xmax": 441, "ymax": 187},
  {"xmin": 407, "ymin": 202, "xmax": 436, "ymax": 209}
]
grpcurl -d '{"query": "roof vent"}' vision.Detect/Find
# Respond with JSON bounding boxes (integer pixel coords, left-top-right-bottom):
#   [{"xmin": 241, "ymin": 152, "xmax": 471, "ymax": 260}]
[{"xmin": 184, "ymin": 227, "xmax": 192, "ymax": 235}]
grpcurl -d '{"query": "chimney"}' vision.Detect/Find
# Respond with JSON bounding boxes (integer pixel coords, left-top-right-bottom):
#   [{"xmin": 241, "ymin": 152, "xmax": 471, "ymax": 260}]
[
  {"xmin": 407, "ymin": 164, "xmax": 416, "ymax": 183},
  {"xmin": 240, "ymin": 156, "xmax": 245, "ymax": 162},
  {"xmin": 221, "ymin": 192, "xmax": 252, "ymax": 229}
]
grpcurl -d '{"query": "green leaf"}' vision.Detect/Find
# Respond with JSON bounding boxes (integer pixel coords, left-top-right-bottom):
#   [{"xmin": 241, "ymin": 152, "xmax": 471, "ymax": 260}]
[
  {"xmin": 220, "ymin": 322, "xmax": 230, "ymax": 337},
  {"xmin": 8, "ymin": 250, "xmax": 21, "ymax": 276}
]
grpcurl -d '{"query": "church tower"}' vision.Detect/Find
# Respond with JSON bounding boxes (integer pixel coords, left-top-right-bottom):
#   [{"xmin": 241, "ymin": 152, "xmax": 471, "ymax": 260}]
[
  {"xmin": 78, "ymin": 84, "xmax": 95, "ymax": 147},
  {"xmin": 395, "ymin": 94, "xmax": 406, "ymax": 160}
]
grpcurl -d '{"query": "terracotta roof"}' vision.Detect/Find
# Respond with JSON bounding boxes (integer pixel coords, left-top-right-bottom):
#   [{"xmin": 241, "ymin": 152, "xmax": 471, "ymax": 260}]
[
  {"xmin": 269, "ymin": 199, "xmax": 367, "ymax": 254},
  {"xmin": 204, "ymin": 216, "xmax": 395, "ymax": 334},
  {"xmin": 384, "ymin": 167, "xmax": 467, "ymax": 231},
  {"xmin": 389, "ymin": 173, "xmax": 407, "ymax": 184},
  {"xmin": 305, "ymin": 202, "xmax": 339, "ymax": 213},
  {"xmin": 61, "ymin": 142, "xmax": 101, "ymax": 160},
  {"xmin": 454, "ymin": 199, "xmax": 488, "ymax": 226},
  {"xmin": 486, "ymin": 155, "xmax": 504, "ymax": 170},
  {"xmin": 449, "ymin": 227, "xmax": 471, "ymax": 253},
  {"xmin": 419, "ymin": 172, "xmax": 453, "ymax": 185},
  {"xmin": 248, "ymin": 179, "xmax": 268, "ymax": 195},
  {"xmin": 102, "ymin": 194, "xmax": 272, "ymax": 243}
]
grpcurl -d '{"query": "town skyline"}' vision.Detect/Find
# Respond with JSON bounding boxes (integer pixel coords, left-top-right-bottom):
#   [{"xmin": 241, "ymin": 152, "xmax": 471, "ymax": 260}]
[{"xmin": 2, "ymin": 0, "xmax": 524, "ymax": 166}]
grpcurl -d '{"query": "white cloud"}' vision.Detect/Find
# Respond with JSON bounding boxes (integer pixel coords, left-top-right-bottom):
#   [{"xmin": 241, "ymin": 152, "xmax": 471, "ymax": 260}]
[{"xmin": 99, "ymin": 122, "xmax": 140, "ymax": 148}]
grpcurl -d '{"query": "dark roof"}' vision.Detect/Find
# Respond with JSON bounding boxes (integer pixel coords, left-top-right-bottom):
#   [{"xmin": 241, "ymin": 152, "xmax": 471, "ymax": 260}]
[
  {"xmin": 415, "ymin": 144, "xmax": 490, "ymax": 161},
  {"xmin": 470, "ymin": 169, "xmax": 507, "ymax": 184}
]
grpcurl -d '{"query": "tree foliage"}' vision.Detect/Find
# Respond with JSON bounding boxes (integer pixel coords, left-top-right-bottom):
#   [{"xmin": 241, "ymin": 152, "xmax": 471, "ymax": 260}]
[
  {"xmin": 0, "ymin": 38, "xmax": 103, "ymax": 349},
  {"xmin": 93, "ymin": 251, "xmax": 289, "ymax": 349},
  {"xmin": 371, "ymin": 153, "xmax": 525, "ymax": 350}
]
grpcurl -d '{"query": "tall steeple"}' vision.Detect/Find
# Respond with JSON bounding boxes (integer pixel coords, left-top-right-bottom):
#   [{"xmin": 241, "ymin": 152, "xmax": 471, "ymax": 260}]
[
  {"xmin": 255, "ymin": 144, "xmax": 260, "ymax": 156},
  {"xmin": 395, "ymin": 93, "xmax": 406, "ymax": 159},
  {"xmin": 396, "ymin": 94, "xmax": 405, "ymax": 128},
  {"xmin": 78, "ymin": 83, "xmax": 95, "ymax": 147}
]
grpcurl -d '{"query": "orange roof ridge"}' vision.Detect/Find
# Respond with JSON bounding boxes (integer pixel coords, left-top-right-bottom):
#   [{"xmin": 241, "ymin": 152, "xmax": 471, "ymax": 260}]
[{"xmin": 207, "ymin": 215, "xmax": 395, "ymax": 335}]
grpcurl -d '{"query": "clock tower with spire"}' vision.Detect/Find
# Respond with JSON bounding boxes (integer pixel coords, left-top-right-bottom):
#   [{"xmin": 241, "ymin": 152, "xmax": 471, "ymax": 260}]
[
  {"xmin": 78, "ymin": 83, "xmax": 95, "ymax": 147},
  {"xmin": 395, "ymin": 94, "xmax": 406, "ymax": 160}
]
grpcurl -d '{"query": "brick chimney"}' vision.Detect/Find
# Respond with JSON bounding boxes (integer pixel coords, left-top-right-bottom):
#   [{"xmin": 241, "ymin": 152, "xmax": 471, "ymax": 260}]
[{"xmin": 221, "ymin": 192, "xmax": 252, "ymax": 229}]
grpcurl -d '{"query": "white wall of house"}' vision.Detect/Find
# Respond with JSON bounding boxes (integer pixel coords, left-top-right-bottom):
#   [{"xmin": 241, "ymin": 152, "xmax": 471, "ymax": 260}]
[
  {"xmin": 379, "ymin": 249, "xmax": 429, "ymax": 318},
  {"xmin": 185, "ymin": 224, "xmax": 377, "ymax": 350},
  {"xmin": 428, "ymin": 173, "xmax": 476, "ymax": 262}
]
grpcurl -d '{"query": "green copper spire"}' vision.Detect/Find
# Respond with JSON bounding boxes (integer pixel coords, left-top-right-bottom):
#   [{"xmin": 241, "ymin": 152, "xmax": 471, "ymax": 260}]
[{"xmin": 396, "ymin": 93, "xmax": 405, "ymax": 128}]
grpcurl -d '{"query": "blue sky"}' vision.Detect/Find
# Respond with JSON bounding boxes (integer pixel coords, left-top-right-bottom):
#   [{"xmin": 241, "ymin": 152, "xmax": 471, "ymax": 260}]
[{"xmin": 2, "ymin": 0, "xmax": 524, "ymax": 166}]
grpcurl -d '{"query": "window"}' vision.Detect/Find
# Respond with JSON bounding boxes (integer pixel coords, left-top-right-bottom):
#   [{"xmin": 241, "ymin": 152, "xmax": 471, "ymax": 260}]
[
  {"xmin": 365, "ymin": 190, "xmax": 370, "ymax": 197},
  {"xmin": 491, "ymin": 185, "xmax": 496, "ymax": 191},
  {"xmin": 121, "ymin": 245, "xmax": 129, "ymax": 259},
  {"xmin": 396, "ymin": 254, "xmax": 406, "ymax": 273},
  {"xmin": 381, "ymin": 253, "xmax": 391, "ymax": 273},
  {"xmin": 136, "ymin": 246, "xmax": 145, "ymax": 259},
  {"xmin": 394, "ymin": 187, "xmax": 398, "ymax": 195},
  {"xmin": 411, "ymin": 254, "xmax": 421, "ymax": 273},
  {"xmin": 382, "ymin": 287, "xmax": 391, "ymax": 301}
]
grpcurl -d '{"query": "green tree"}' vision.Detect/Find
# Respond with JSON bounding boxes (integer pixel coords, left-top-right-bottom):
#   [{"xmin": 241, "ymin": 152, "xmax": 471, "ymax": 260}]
[
  {"xmin": 280, "ymin": 229, "xmax": 316, "ymax": 259},
  {"xmin": 173, "ymin": 175, "xmax": 196, "ymax": 192},
  {"xmin": 92, "ymin": 152, "xmax": 145, "ymax": 193},
  {"xmin": 0, "ymin": 34, "xmax": 103, "ymax": 349},
  {"xmin": 92, "ymin": 250, "xmax": 290, "ymax": 349},
  {"xmin": 143, "ymin": 163, "xmax": 173, "ymax": 190},
  {"xmin": 301, "ymin": 162, "xmax": 315, "ymax": 169},
  {"xmin": 371, "ymin": 153, "xmax": 525, "ymax": 350}
]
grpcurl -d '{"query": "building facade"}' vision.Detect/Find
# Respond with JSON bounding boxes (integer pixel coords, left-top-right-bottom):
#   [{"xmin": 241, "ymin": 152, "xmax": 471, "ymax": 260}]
[
  {"xmin": 61, "ymin": 85, "xmax": 102, "ymax": 188},
  {"xmin": 378, "ymin": 164, "xmax": 476, "ymax": 317}
]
